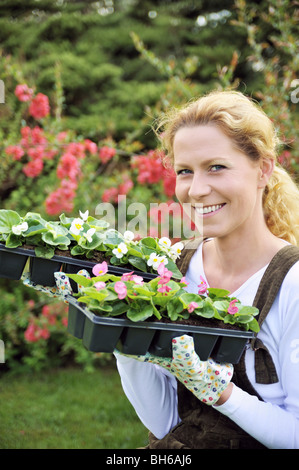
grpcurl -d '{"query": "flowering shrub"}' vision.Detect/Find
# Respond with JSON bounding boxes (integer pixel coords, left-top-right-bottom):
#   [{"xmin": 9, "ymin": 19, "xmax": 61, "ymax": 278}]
[
  {"xmin": 5, "ymin": 84, "xmax": 178, "ymax": 224},
  {"xmin": 67, "ymin": 261, "xmax": 260, "ymax": 333}
]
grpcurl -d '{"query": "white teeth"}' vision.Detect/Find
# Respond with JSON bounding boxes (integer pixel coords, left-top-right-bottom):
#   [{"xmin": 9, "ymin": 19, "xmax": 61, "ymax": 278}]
[{"xmin": 195, "ymin": 204, "xmax": 224, "ymax": 215}]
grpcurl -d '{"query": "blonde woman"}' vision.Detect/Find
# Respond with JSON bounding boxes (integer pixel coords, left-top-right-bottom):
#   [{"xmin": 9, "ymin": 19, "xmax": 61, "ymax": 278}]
[{"xmin": 115, "ymin": 91, "xmax": 299, "ymax": 449}]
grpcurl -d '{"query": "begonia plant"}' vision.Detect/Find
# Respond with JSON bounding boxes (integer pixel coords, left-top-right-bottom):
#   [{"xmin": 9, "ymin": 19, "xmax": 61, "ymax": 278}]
[{"xmin": 67, "ymin": 262, "xmax": 260, "ymax": 333}]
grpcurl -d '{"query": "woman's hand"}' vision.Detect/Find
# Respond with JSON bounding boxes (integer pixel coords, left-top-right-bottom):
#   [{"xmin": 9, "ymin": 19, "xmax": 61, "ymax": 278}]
[{"xmin": 116, "ymin": 334, "xmax": 234, "ymax": 406}]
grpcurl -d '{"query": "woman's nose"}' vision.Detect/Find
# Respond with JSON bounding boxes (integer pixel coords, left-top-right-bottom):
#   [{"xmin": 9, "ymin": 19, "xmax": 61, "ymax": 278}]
[{"xmin": 188, "ymin": 173, "xmax": 211, "ymax": 200}]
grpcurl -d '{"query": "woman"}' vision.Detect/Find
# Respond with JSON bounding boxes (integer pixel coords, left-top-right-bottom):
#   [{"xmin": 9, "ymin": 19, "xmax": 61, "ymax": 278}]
[{"xmin": 115, "ymin": 90, "xmax": 299, "ymax": 449}]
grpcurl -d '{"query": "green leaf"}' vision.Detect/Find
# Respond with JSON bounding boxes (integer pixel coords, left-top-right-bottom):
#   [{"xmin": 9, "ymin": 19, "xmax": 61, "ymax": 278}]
[
  {"xmin": 128, "ymin": 256, "xmax": 147, "ymax": 272},
  {"xmin": 140, "ymin": 237, "xmax": 158, "ymax": 249},
  {"xmin": 34, "ymin": 245, "xmax": 55, "ymax": 259},
  {"xmin": 247, "ymin": 318, "xmax": 260, "ymax": 333},
  {"xmin": 127, "ymin": 301, "xmax": 154, "ymax": 322},
  {"xmin": 179, "ymin": 293, "xmax": 202, "ymax": 309},
  {"xmin": 0, "ymin": 210, "xmax": 21, "ymax": 234},
  {"xmin": 238, "ymin": 305, "xmax": 259, "ymax": 316},
  {"xmin": 213, "ymin": 300, "xmax": 229, "ymax": 312},
  {"xmin": 66, "ymin": 274, "xmax": 93, "ymax": 287},
  {"xmin": 167, "ymin": 297, "xmax": 184, "ymax": 321},
  {"xmin": 208, "ymin": 287, "xmax": 231, "ymax": 298},
  {"xmin": 5, "ymin": 233, "xmax": 23, "ymax": 248},
  {"xmin": 164, "ymin": 258, "xmax": 183, "ymax": 280}
]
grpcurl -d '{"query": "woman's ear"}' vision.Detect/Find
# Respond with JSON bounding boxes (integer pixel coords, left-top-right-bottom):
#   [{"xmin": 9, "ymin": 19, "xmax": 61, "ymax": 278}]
[{"xmin": 258, "ymin": 158, "xmax": 275, "ymax": 188}]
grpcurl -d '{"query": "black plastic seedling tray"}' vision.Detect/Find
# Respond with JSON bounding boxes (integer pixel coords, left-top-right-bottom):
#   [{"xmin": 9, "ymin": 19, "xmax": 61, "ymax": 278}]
[
  {"xmin": 67, "ymin": 296, "xmax": 255, "ymax": 364},
  {"xmin": 0, "ymin": 244, "xmax": 156, "ymax": 286}
]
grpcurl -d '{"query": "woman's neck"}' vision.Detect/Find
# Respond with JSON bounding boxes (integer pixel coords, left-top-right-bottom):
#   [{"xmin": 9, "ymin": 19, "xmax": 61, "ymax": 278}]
[{"xmin": 202, "ymin": 228, "xmax": 287, "ymax": 292}]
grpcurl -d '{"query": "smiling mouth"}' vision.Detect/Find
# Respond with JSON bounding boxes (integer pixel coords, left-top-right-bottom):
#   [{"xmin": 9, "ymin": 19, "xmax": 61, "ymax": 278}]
[{"xmin": 194, "ymin": 203, "xmax": 226, "ymax": 215}]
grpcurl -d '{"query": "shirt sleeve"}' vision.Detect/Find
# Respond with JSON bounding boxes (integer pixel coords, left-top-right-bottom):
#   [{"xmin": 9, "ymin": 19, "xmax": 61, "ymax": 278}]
[
  {"xmin": 115, "ymin": 353, "xmax": 180, "ymax": 439},
  {"xmin": 214, "ymin": 263, "xmax": 299, "ymax": 449},
  {"xmin": 214, "ymin": 384, "xmax": 299, "ymax": 449}
]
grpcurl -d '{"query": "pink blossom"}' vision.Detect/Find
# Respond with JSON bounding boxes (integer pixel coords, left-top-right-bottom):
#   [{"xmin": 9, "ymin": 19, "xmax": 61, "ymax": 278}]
[
  {"xmin": 29, "ymin": 93, "xmax": 50, "ymax": 119},
  {"xmin": 15, "ymin": 84, "xmax": 34, "ymax": 102},
  {"xmin": 121, "ymin": 272, "xmax": 144, "ymax": 285},
  {"xmin": 101, "ymin": 187, "xmax": 119, "ymax": 203},
  {"xmin": 121, "ymin": 271, "xmax": 134, "ymax": 281},
  {"xmin": 180, "ymin": 277, "xmax": 189, "ymax": 286},
  {"xmin": 22, "ymin": 159, "xmax": 43, "ymax": 178},
  {"xmin": 157, "ymin": 285, "xmax": 172, "ymax": 294},
  {"xmin": 198, "ymin": 276, "xmax": 208, "ymax": 294},
  {"xmin": 94, "ymin": 281, "xmax": 106, "ymax": 291},
  {"xmin": 28, "ymin": 145, "xmax": 44, "ymax": 160},
  {"xmin": 92, "ymin": 262, "xmax": 108, "ymax": 276},
  {"xmin": 24, "ymin": 322, "xmax": 50, "ymax": 342},
  {"xmin": 114, "ymin": 281, "xmax": 127, "ymax": 300},
  {"xmin": 228, "ymin": 299, "xmax": 239, "ymax": 315},
  {"xmin": 45, "ymin": 179, "xmax": 77, "ymax": 215},
  {"xmin": 188, "ymin": 301, "xmax": 199, "ymax": 313},
  {"xmin": 5, "ymin": 145, "xmax": 24, "ymax": 160},
  {"xmin": 84, "ymin": 139, "xmax": 98, "ymax": 154},
  {"xmin": 99, "ymin": 146, "xmax": 116, "ymax": 163},
  {"xmin": 157, "ymin": 263, "xmax": 172, "ymax": 285},
  {"xmin": 131, "ymin": 150, "xmax": 165, "ymax": 185},
  {"xmin": 57, "ymin": 153, "xmax": 81, "ymax": 181}
]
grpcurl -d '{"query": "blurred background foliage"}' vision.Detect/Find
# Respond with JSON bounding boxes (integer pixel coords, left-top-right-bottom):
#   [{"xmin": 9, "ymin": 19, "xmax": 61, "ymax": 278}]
[{"xmin": 0, "ymin": 0, "xmax": 298, "ymax": 373}]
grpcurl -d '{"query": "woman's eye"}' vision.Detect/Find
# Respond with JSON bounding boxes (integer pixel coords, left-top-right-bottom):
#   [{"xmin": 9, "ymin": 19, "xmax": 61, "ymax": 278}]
[
  {"xmin": 209, "ymin": 164, "xmax": 226, "ymax": 172},
  {"xmin": 177, "ymin": 169, "xmax": 192, "ymax": 175}
]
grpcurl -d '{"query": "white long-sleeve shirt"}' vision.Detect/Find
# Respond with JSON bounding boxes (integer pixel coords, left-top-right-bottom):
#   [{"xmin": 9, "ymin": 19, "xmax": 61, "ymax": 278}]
[{"xmin": 115, "ymin": 242, "xmax": 299, "ymax": 449}]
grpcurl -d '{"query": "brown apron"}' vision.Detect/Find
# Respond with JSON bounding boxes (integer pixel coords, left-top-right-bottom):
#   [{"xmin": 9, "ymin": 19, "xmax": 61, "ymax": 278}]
[{"xmin": 147, "ymin": 239, "xmax": 299, "ymax": 449}]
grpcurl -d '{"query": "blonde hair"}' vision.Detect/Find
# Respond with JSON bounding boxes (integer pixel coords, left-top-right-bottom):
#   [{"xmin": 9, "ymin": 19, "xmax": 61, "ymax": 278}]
[{"xmin": 157, "ymin": 90, "xmax": 299, "ymax": 245}]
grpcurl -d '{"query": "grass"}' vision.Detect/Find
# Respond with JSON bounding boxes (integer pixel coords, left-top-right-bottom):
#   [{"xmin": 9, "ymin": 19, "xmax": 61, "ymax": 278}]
[{"xmin": 0, "ymin": 365, "xmax": 149, "ymax": 449}]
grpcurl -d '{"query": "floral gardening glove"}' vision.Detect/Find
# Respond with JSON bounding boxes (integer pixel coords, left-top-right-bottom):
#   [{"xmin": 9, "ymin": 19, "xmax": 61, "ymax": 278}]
[
  {"xmin": 118, "ymin": 334, "xmax": 233, "ymax": 405},
  {"xmin": 22, "ymin": 270, "xmax": 90, "ymax": 302}
]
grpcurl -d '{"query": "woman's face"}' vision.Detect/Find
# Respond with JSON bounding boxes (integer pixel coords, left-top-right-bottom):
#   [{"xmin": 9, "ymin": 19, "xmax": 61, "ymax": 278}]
[{"xmin": 173, "ymin": 124, "xmax": 268, "ymax": 240}]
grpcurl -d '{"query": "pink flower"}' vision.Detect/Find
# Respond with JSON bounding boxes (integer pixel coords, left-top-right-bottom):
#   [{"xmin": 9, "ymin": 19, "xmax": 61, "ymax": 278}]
[
  {"xmin": 15, "ymin": 84, "xmax": 34, "ymax": 102},
  {"xmin": 131, "ymin": 275, "xmax": 144, "ymax": 285},
  {"xmin": 121, "ymin": 271, "xmax": 134, "ymax": 281},
  {"xmin": 22, "ymin": 159, "xmax": 43, "ymax": 178},
  {"xmin": 121, "ymin": 271, "xmax": 144, "ymax": 285},
  {"xmin": 188, "ymin": 301, "xmax": 199, "ymax": 313},
  {"xmin": 92, "ymin": 262, "xmax": 108, "ymax": 276},
  {"xmin": 101, "ymin": 187, "xmax": 119, "ymax": 203},
  {"xmin": 45, "ymin": 179, "xmax": 77, "ymax": 215},
  {"xmin": 94, "ymin": 281, "xmax": 106, "ymax": 291},
  {"xmin": 114, "ymin": 281, "xmax": 127, "ymax": 300},
  {"xmin": 198, "ymin": 276, "xmax": 208, "ymax": 294},
  {"xmin": 157, "ymin": 285, "xmax": 172, "ymax": 294},
  {"xmin": 157, "ymin": 263, "xmax": 172, "ymax": 285},
  {"xmin": 29, "ymin": 93, "xmax": 50, "ymax": 119},
  {"xmin": 84, "ymin": 139, "xmax": 97, "ymax": 154},
  {"xmin": 99, "ymin": 146, "xmax": 116, "ymax": 163},
  {"xmin": 57, "ymin": 153, "xmax": 81, "ymax": 181},
  {"xmin": 228, "ymin": 299, "xmax": 239, "ymax": 315},
  {"xmin": 5, "ymin": 145, "xmax": 24, "ymax": 160},
  {"xmin": 180, "ymin": 276, "xmax": 189, "ymax": 286}
]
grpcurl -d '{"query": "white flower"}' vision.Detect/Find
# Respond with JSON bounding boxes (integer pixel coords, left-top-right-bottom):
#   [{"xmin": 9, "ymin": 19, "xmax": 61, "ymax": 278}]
[
  {"xmin": 158, "ymin": 237, "xmax": 171, "ymax": 249},
  {"xmin": 123, "ymin": 230, "xmax": 135, "ymax": 242},
  {"xmin": 70, "ymin": 218, "xmax": 84, "ymax": 236},
  {"xmin": 112, "ymin": 242, "xmax": 128, "ymax": 259},
  {"xmin": 12, "ymin": 222, "xmax": 28, "ymax": 235},
  {"xmin": 147, "ymin": 252, "xmax": 168, "ymax": 270},
  {"xmin": 170, "ymin": 241, "xmax": 184, "ymax": 259},
  {"xmin": 158, "ymin": 255, "xmax": 168, "ymax": 266},
  {"xmin": 79, "ymin": 210, "xmax": 89, "ymax": 221},
  {"xmin": 83, "ymin": 228, "xmax": 96, "ymax": 243}
]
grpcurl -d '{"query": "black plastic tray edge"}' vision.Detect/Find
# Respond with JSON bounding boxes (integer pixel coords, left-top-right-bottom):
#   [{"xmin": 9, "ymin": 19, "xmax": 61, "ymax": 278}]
[
  {"xmin": 0, "ymin": 243, "xmax": 156, "ymax": 280},
  {"xmin": 67, "ymin": 296, "xmax": 255, "ymax": 340}
]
